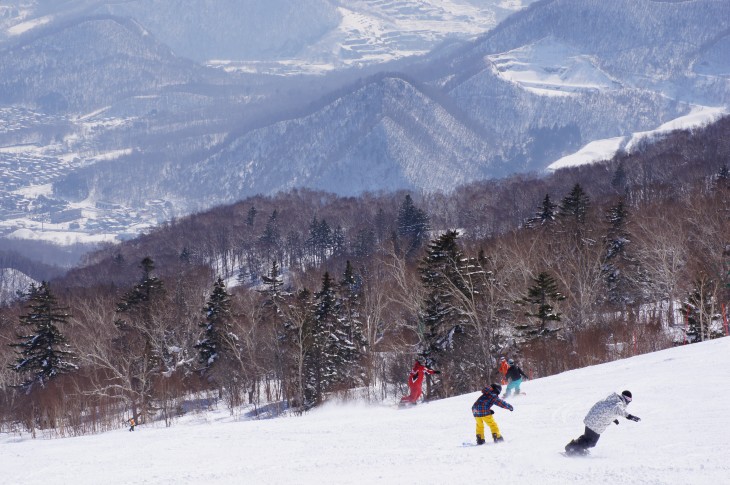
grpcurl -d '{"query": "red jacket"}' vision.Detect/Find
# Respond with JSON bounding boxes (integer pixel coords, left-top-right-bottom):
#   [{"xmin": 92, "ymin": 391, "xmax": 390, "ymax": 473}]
[
  {"xmin": 409, "ymin": 361, "xmax": 436, "ymax": 385},
  {"xmin": 498, "ymin": 360, "xmax": 509, "ymax": 377}
]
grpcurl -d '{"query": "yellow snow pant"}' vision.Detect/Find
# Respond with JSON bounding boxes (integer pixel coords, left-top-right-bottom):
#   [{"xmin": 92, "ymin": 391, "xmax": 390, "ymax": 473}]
[{"xmin": 475, "ymin": 415, "xmax": 501, "ymax": 440}]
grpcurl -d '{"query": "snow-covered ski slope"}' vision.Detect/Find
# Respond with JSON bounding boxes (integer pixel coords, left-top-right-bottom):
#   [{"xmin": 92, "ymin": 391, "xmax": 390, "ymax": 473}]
[{"xmin": 3, "ymin": 338, "xmax": 729, "ymax": 484}]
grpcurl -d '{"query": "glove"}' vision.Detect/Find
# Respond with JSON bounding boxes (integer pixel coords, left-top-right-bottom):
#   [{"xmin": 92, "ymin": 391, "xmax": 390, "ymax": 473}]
[
  {"xmin": 433, "ymin": 370, "xmax": 441, "ymax": 374},
  {"xmin": 627, "ymin": 414, "xmax": 640, "ymax": 422},
  {"xmin": 613, "ymin": 419, "xmax": 619, "ymax": 425},
  {"xmin": 508, "ymin": 405, "xmax": 514, "ymax": 412}
]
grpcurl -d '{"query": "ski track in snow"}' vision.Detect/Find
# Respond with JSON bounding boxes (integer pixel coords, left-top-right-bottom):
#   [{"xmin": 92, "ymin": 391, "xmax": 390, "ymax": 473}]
[{"xmin": 2, "ymin": 338, "xmax": 729, "ymax": 484}]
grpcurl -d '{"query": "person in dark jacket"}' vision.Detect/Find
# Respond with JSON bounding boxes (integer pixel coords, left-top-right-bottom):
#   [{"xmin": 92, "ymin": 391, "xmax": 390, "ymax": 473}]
[
  {"xmin": 565, "ymin": 390, "xmax": 641, "ymax": 455},
  {"xmin": 471, "ymin": 383, "xmax": 514, "ymax": 445},
  {"xmin": 503, "ymin": 359, "xmax": 528, "ymax": 397}
]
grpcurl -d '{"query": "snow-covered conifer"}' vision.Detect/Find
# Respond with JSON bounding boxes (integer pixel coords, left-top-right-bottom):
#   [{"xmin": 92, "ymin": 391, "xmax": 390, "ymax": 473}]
[{"xmin": 10, "ymin": 282, "xmax": 77, "ymax": 390}]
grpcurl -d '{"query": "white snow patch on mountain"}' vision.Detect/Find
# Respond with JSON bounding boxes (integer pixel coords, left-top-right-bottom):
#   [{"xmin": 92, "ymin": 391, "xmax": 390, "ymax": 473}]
[
  {"xmin": 86, "ymin": 148, "xmax": 133, "ymax": 162},
  {"xmin": 6, "ymin": 14, "xmax": 51, "ymax": 36},
  {"xmin": 625, "ymin": 105, "xmax": 727, "ymax": 152},
  {"xmin": 6, "ymin": 227, "xmax": 118, "ymax": 246},
  {"xmin": 548, "ymin": 137, "xmax": 626, "ymax": 171},
  {"xmin": 547, "ymin": 105, "xmax": 727, "ymax": 170},
  {"xmin": 1, "ymin": 337, "xmax": 728, "ymax": 484},
  {"xmin": 488, "ymin": 37, "xmax": 621, "ymax": 96}
]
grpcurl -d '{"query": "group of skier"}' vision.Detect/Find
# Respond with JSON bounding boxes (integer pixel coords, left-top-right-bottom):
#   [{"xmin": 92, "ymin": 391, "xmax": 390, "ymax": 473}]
[{"xmin": 400, "ymin": 357, "xmax": 641, "ymax": 455}]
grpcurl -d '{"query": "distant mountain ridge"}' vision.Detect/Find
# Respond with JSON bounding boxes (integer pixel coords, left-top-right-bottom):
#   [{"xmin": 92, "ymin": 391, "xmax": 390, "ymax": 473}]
[
  {"xmin": 191, "ymin": 76, "xmax": 498, "ymax": 199},
  {"xmin": 0, "ymin": 0, "xmax": 728, "ymax": 253},
  {"xmin": 0, "ymin": 14, "xmax": 207, "ymax": 111},
  {"xmin": 1, "ymin": 0, "xmax": 533, "ymax": 69}
]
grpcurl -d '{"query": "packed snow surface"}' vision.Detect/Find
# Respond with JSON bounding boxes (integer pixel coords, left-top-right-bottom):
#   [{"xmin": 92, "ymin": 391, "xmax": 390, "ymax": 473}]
[{"xmin": 2, "ymin": 338, "xmax": 728, "ymax": 484}]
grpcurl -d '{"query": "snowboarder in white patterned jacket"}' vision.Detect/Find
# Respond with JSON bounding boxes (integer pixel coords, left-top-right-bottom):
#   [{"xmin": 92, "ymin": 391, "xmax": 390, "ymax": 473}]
[{"xmin": 565, "ymin": 390, "xmax": 640, "ymax": 455}]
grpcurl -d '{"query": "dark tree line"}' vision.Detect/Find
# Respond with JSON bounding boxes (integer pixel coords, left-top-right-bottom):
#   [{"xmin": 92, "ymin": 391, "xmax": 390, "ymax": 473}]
[{"xmin": 0, "ymin": 117, "xmax": 728, "ymax": 436}]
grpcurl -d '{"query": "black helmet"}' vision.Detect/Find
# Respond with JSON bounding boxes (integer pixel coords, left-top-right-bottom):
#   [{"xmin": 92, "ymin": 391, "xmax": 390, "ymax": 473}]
[
  {"xmin": 621, "ymin": 390, "xmax": 632, "ymax": 402},
  {"xmin": 491, "ymin": 383, "xmax": 502, "ymax": 394}
]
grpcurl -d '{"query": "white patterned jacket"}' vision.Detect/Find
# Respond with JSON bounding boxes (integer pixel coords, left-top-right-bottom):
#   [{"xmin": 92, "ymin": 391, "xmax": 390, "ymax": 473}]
[{"xmin": 583, "ymin": 393, "xmax": 629, "ymax": 434}]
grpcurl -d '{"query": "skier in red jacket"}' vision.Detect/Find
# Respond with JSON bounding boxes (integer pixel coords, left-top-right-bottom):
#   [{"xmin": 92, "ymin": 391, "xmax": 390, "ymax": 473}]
[
  {"xmin": 399, "ymin": 360, "xmax": 439, "ymax": 405},
  {"xmin": 497, "ymin": 357, "xmax": 509, "ymax": 385}
]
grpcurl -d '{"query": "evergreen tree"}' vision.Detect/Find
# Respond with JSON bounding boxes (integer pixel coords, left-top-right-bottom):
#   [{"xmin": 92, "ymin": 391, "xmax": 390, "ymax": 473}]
[
  {"xmin": 304, "ymin": 272, "xmax": 339, "ymax": 408},
  {"xmin": 559, "ymin": 184, "xmax": 590, "ymax": 225},
  {"xmin": 353, "ymin": 227, "xmax": 376, "ymax": 259},
  {"xmin": 116, "ymin": 257, "xmax": 165, "ymax": 330},
  {"xmin": 526, "ymin": 194, "xmax": 558, "ymax": 228},
  {"xmin": 307, "ymin": 217, "xmax": 332, "ymax": 265},
  {"xmin": 259, "ymin": 260, "xmax": 286, "ymax": 327},
  {"xmin": 334, "ymin": 261, "xmax": 368, "ymax": 388},
  {"xmin": 418, "ymin": 230, "xmax": 470, "ymax": 397},
  {"xmin": 517, "ymin": 271, "xmax": 566, "ymax": 338},
  {"xmin": 10, "ymin": 282, "xmax": 77, "ymax": 390},
  {"xmin": 719, "ymin": 164, "xmax": 730, "ymax": 181},
  {"xmin": 714, "ymin": 164, "xmax": 730, "ymax": 191},
  {"xmin": 115, "ymin": 257, "xmax": 166, "ymax": 420},
  {"xmin": 259, "ymin": 209, "xmax": 281, "ymax": 267},
  {"xmin": 331, "ymin": 225, "xmax": 346, "ymax": 258},
  {"xmin": 179, "ymin": 247, "xmax": 191, "ymax": 264},
  {"xmin": 260, "ymin": 260, "xmax": 285, "ymax": 301},
  {"xmin": 611, "ymin": 161, "xmax": 628, "ymax": 193},
  {"xmin": 195, "ymin": 277, "xmax": 233, "ymax": 368},
  {"xmin": 397, "ymin": 195, "xmax": 430, "ymax": 257},
  {"xmin": 261, "ymin": 260, "xmax": 289, "ymax": 380},
  {"xmin": 374, "ymin": 207, "xmax": 390, "ymax": 243},
  {"xmin": 246, "ymin": 205, "xmax": 257, "ymax": 227},
  {"xmin": 601, "ymin": 199, "xmax": 640, "ymax": 311}
]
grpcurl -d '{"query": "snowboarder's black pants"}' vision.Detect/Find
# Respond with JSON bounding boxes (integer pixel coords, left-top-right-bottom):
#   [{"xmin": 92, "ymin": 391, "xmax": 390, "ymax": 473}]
[{"xmin": 573, "ymin": 426, "xmax": 600, "ymax": 449}]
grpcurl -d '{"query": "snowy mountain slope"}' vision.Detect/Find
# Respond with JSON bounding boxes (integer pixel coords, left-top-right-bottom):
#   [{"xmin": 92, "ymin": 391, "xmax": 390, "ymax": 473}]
[
  {"xmin": 185, "ymin": 76, "xmax": 499, "ymax": 204},
  {"xmin": 547, "ymin": 105, "xmax": 728, "ymax": 170},
  {"xmin": 2, "ymin": 0, "xmax": 730, "ymax": 251},
  {"xmin": 418, "ymin": 0, "xmax": 730, "ymax": 171},
  {"xmin": 0, "ymin": 0, "xmax": 536, "ymax": 72},
  {"xmin": 185, "ymin": 0, "xmax": 730, "ymax": 199},
  {"xmin": 2, "ymin": 337, "xmax": 728, "ymax": 484},
  {"xmin": 487, "ymin": 36, "xmax": 622, "ymax": 96},
  {"xmin": 437, "ymin": 0, "xmax": 730, "ymax": 101},
  {"xmin": 0, "ymin": 15, "xmax": 206, "ymax": 112}
]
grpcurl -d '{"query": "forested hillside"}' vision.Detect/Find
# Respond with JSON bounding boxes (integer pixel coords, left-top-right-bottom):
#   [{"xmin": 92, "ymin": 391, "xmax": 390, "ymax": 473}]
[{"xmin": 1, "ymin": 117, "xmax": 728, "ymax": 436}]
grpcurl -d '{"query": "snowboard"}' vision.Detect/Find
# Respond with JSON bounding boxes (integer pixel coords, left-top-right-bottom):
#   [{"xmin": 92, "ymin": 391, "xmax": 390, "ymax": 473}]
[
  {"xmin": 461, "ymin": 439, "xmax": 505, "ymax": 447},
  {"xmin": 560, "ymin": 450, "xmax": 590, "ymax": 458},
  {"xmin": 503, "ymin": 392, "xmax": 526, "ymax": 398}
]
